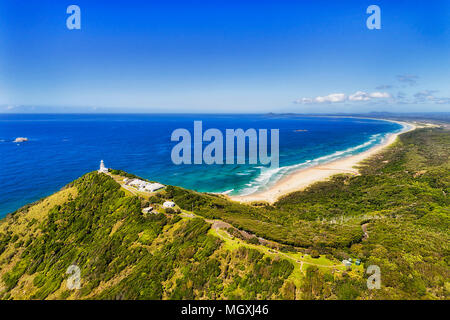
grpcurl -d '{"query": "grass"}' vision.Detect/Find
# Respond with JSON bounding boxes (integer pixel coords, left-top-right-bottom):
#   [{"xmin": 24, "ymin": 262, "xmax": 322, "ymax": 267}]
[{"xmin": 208, "ymin": 227, "xmax": 354, "ymax": 272}]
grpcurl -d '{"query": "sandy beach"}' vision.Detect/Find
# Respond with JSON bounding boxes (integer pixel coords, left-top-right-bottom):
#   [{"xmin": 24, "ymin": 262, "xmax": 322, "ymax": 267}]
[{"xmin": 230, "ymin": 120, "xmax": 416, "ymax": 204}]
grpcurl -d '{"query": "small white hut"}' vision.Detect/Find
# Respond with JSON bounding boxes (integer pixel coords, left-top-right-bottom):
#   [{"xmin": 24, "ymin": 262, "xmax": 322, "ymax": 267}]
[
  {"xmin": 163, "ymin": 201, "xmax": 175, "ymax": 208},
  {"xmin": 142, "ymin": 206, "xmax": 154, "ymax": 214}
]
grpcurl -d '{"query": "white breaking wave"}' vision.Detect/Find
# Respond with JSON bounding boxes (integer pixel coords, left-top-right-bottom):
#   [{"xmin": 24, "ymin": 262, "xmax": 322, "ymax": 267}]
[
  {"xmin": 312, "ymin": 134, "xmax": 379, "ymax": 163},
  {"xmin": 220, "ymin": 189, "xmax": 235, "ymax": 195},
  {"xmin": 236, "ymin": 132, "xmax": 387, "ymax": 196},
  {"xmin": 236, "ymin": 172, "xmax": 251, "ymax": 176}
]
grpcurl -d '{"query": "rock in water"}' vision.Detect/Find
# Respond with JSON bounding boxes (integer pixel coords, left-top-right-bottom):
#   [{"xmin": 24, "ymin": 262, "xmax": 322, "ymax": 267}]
[{"xmin": 14, "ymin": 137, "xmax": 28, "ymax": 143}]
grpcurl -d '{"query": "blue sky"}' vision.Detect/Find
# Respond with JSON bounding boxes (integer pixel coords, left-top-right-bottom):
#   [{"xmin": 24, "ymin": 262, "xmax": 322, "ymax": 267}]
[{"xmin": 0, "ymin": 0, "xmax": 449, "ymax": 113}]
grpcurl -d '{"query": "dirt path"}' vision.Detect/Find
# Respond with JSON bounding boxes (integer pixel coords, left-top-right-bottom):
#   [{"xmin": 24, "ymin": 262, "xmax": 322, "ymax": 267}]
[
  {"xmin": 180, "ymin": 212, "xmax": 195, "ymax": 218},
  {"xmin": 208, "ymin": 220, "xmax": 232, "ymax": 230},
  {"xmin": 361, "ymin": 223, "xmax": 369, "ymax": 240},
  {"xmin": 121, "ymin": 184, "xmax": 138, "ymax": 195},
  {"xmin": 106, "ymin": 173, "xmax": 139, "ymax": 196},
  {"xmin": 209, "ymin": 218, "xmax": 342, "ymax": 271}
]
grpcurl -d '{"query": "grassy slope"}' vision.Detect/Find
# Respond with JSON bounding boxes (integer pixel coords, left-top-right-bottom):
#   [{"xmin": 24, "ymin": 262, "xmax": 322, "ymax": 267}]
[
  {"xmin": 0, "ymin": 128, "xmax": 448, "ymax": 300},
  {"xmin": 0, "ymin": 172, "xmax": 297, "ymax": 300}
]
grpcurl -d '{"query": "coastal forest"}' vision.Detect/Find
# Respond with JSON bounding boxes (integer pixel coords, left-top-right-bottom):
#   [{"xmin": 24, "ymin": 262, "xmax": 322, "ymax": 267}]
[{"xmin": 0, "ymin": 127, "xmax": 448, "ymax": 300}]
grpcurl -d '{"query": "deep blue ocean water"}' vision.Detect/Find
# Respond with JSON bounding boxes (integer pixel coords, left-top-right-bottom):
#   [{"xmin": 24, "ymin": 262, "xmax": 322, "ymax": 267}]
[{"xmin": 0, "ymin": 114, "xmax": 403, "ymax": 218}]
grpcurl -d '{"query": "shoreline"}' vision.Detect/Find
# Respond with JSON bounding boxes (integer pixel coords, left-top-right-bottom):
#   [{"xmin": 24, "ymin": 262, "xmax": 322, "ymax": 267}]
[{"xmin": 229, "ymin": 120, "xmax": 416, "ymax": 204}]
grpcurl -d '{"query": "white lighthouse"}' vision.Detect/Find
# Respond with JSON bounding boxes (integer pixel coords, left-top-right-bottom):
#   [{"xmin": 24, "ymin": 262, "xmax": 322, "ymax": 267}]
[{"xmin": 98, "ymin": 160, "xmax": 109, "ymax": 173}]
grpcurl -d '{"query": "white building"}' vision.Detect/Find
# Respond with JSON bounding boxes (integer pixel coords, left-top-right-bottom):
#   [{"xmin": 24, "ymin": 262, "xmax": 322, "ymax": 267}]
[
  {"xmin": 342, "ymin": 260, "xmax": 352, "ymax": 267},
  {"xmin": 142, "ymin": 206, "xmax": 154, "ymax": 214},
  {"xmin": 98, "ymin": 160, "xmax": 109, "ymax": 173},
  {"xmin": 163, "ymin": 201, "xmax": 175, "ymax": 208},
  {"xmin": 128, "ymin": 179, "xmax": 165, "ymax": 192},
  {"xmin": 146, "ymin": 183, "xmax": 165, "ymax": 192}
]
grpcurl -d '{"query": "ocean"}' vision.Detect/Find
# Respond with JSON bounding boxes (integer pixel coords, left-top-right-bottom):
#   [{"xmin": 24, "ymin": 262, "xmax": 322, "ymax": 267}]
[{"xmin": 0, "ymin": 114, "xmax": 404, "ymax": 218}]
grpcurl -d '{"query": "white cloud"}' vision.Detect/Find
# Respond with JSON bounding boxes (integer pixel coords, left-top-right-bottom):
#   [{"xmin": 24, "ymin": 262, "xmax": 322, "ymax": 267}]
[
  {"xmin": 414, "ymin": 90, "xmax": 437, "ymax": 100},
  {"xmin": 435, "ymin": 98, "xmax": 450, "ymax": 104},
  {"xmin": 397, "ymin": 74, "xmax": 418, "ymax": 86},
  {"xmin": 297, "ymin": 98, "xmax": 313, "ymax": 104},
  {"xmin": 349, "ymin": 91, "xmax": 370, "ymax": 101},
  {"xmin": 412, "ymin": 90, "xmax": 450, "ymax": 104},
  {"xmin": 294, "ymin": 93, "xmax": 346, "ymax": 104},
  {"xmin": 349, "ymin": 91, "xmax": 391, "ymax": 101},
  {"xmin": 313, "ymin": 93, "xmax": 346, "ymax": 103},
  {"xmin": 369, "ymin": 91, "xmax": 391, "ymax": 98},
  {"xmin": 375, "ymin": 85, "xmax": 394, "ymax": 90},
  {"xmin": 296, "ymin": 91, "xmax": 391, "ymax": 104}
]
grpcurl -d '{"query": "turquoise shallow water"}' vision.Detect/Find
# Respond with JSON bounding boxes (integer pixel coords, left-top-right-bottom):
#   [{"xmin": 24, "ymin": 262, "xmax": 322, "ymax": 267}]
[{"xmin": 0, "ymin": 114, "xmax": 403, "ymax": 218}]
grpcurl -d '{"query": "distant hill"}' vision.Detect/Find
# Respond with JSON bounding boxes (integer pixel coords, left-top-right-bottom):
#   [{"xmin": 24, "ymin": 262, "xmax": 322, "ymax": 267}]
[
  {"xmin": 0, "ymin": 128, "xmax": 448, "ymax": 300},
  {"xmin": 265, "ymin": 112, "xmax": 450, "ymax": 126}
]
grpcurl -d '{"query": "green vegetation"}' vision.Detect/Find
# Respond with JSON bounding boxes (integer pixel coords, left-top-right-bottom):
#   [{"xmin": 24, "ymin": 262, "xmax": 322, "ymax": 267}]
[
  {"xmin": 0, "ymin": 171, "xmax": 295, "ymax": 299},
  {"xmin": 108, "ymin": 169, "xmax": 150, "ymax": 181},
  {"xmin": 0, "ymin": 127, "xmax": 448, "ymax": 299}
]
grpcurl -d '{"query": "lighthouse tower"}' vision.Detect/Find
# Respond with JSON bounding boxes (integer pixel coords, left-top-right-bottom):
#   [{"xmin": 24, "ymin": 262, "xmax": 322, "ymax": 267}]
[{"xmin": 98, "ymin": 160, "xmax": 108, "ymax": 173}]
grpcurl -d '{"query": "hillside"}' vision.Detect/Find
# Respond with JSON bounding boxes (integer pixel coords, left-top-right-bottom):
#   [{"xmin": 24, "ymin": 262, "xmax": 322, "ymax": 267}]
[{"xmin": 0, "ymin": 127, "xmax": 448, "ymax": 300}]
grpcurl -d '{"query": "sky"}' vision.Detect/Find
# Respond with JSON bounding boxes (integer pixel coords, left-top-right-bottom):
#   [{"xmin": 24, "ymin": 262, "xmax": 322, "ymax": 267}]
[{"xmin": 0, "ymin": 0, "xmax": 449, "ymax": 113}]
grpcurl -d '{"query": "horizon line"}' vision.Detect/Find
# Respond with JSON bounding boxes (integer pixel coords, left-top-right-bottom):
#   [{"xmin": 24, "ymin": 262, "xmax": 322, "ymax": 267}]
[{"xmin": 1, "ymin": 111, "xmax": 450, "ymax": 115}]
